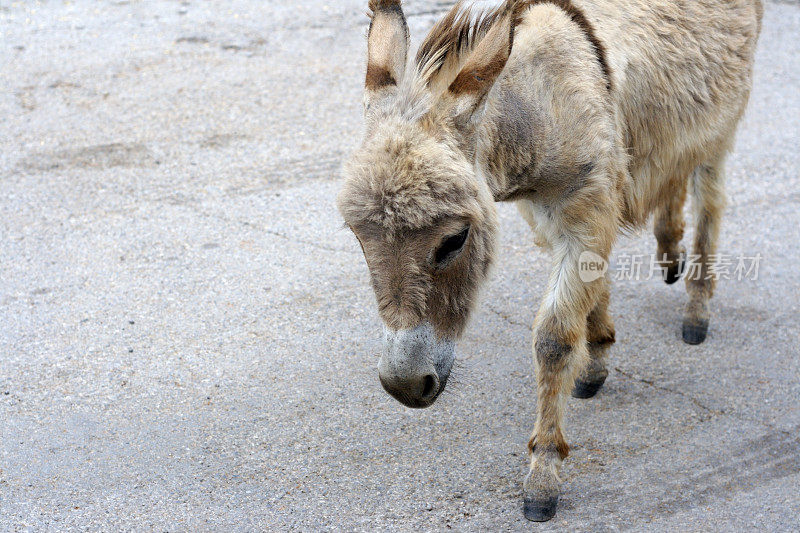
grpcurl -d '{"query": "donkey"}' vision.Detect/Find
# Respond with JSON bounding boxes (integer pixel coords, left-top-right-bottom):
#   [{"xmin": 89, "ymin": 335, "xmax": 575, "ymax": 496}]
[{"xmin": 338, "ymin": 0, "xmax": 762, "ymax": 521}]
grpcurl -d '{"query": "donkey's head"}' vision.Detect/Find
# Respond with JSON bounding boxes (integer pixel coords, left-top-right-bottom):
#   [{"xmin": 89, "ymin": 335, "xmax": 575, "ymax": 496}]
[{"xmin": 338, "ymin": 1, "xmax": 518, "ymax": 407}]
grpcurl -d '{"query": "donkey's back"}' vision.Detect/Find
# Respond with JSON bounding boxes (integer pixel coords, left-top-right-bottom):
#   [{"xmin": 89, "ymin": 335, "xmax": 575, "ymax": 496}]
[{"xmin": 585, "ymin": 0, "xmax": 763, "ymax": 219}]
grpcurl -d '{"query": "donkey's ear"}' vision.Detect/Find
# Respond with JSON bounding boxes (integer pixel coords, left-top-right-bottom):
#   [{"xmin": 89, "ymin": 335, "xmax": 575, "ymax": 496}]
[
  {"xmin": 443, "ymin": 8, "xmax": 514, "ymax": 125},
  {"xmin": 365, "ymin": 0, "xmax": 409, "ymax": 107}
]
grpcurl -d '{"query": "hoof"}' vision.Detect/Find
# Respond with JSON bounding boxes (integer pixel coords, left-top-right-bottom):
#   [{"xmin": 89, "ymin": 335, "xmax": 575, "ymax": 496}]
[
  {"xmin": 572, "ymin": 356, "xmax": 608, "ymax": 399},
  {"xmin": 523, "ymin": 451, "xmax": 563, "ymax": 523},
  {"xmin": 523, "ymin": 495, "xmax": 559, "ymax": 522},
  {"xmin": 572, "ymin": 375, "xmax": 606, "ymax": 399},
  {"xmin": 663, "ymin": 255, "xmax": 686, "ymax": 285},
  {"xmin": 682, "ymin": 319, "xmax": 708, "ymax": 345}
]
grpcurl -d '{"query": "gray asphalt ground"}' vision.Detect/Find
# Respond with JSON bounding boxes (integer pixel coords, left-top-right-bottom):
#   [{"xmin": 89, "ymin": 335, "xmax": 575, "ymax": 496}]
[{"xmin": 1, "ymin": 1, "xmax": 799, "ymax": 531}]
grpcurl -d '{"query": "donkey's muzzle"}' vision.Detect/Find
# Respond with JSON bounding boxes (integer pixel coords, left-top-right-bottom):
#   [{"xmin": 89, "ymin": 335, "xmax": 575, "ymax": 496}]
[
  {"xmin": 379, "ymin": 372, "xmax": 440, "ymax": 408},
  {"xmin": 378, "ymin": 323, "xmax": 454, "ymax": 409}
]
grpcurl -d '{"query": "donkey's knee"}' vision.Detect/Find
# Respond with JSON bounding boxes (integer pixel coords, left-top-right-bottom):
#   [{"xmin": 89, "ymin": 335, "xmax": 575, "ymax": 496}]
[{"xmin": 534, "ymin": 334, "xmax": 572, "ymax": 370}]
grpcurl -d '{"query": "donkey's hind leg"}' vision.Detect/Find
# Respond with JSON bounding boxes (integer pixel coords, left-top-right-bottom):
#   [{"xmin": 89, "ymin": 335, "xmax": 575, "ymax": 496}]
[
  {"xmin": 683, "ymin": 157, "xmax": 727, "ymax": 344},
  {"xmin": 654, "ymin": 178, "xmax": 688, "ymax": 284},
  {"xmin": 572, "ymin": 276, "xmax": 615, "ymax": 399}
]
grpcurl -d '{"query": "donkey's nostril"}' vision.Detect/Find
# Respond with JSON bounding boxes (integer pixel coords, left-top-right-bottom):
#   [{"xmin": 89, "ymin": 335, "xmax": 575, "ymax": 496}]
[{"xmin": 421, "ymin": 374, "xmax": 438, "ymax": 400}]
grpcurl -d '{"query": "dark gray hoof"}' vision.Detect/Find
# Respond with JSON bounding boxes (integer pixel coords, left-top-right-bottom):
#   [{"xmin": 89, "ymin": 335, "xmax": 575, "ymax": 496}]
[
  {"xmin": 524, "ymin": 495, "xmax": 559, "ymax": 522},
  {"xmin": 663, "ymin": 254, "xmax": 686, "ymax": 284},
  {"xmin": 682, "ymin": 319, "xmax": 708, "ymax": 345},
  {"xmin": 572, "ymin": 374, "xmax": 606, "ymax": 399}
]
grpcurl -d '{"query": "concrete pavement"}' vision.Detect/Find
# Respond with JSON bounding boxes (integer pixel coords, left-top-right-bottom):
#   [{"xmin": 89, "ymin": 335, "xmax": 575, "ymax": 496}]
[{"xmin": 1, "ymin": 1, "xmax": 799, "ymax": 530}]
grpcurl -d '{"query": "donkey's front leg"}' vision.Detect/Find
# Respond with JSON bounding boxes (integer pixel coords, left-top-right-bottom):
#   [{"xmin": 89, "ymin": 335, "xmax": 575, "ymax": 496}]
[{"xmin": 523, "ymin": 239, "xmax": 608, "ymax": 521}]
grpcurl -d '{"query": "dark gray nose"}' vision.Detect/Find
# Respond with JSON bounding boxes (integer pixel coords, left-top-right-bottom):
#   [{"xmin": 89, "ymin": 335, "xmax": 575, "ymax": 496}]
[
  {"xmin": 379, "ymin": 371, "xmax": 440, "ymax": 408},
  {"xmin": 378, "ymin": 323, "xmax": 454, "ymax": 409}
]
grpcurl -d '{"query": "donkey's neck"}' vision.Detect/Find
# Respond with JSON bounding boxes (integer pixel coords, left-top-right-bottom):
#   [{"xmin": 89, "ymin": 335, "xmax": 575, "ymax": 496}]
[{"xmin": 468, "ymin": 2, "xmax": 622, "ymax": 206}]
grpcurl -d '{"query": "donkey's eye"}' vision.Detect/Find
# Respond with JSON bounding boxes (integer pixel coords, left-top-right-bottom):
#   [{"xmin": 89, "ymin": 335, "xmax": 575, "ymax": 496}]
[{"xmin": 434, "ymin": 226, "xmax": 470, "ymax": 268}]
